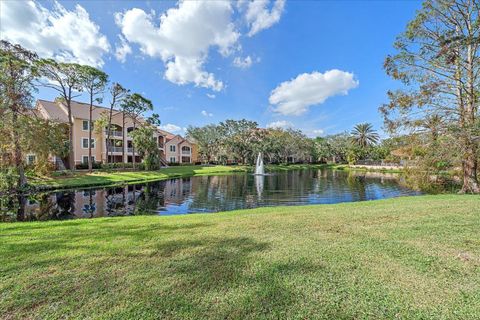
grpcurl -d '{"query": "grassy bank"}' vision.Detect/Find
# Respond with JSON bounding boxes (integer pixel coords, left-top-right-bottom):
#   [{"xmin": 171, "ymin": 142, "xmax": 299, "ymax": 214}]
[
  {"xmin": 30, "ymin": 164, "xmax": 347, "ymax": 191},
  {"xmin": 1, "ymin": 195, "xmax": 479, "ymax": 319},
  {"xmin": 31, "ymin": 165, "xmax": 250, "ymax": 190}
]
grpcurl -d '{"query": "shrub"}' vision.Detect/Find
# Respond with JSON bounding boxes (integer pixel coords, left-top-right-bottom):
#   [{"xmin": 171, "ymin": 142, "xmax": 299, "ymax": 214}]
[
  {"xmin": 75, "ymin": 162, "xmax": 102, "ymax": 170},
  {"xmin": 0, "ymin": 168, "xmax": 19, "ymax": 191}
]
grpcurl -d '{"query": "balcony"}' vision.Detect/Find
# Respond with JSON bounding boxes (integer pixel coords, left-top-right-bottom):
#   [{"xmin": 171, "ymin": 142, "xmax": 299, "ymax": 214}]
[
  {"xmin": 181, "ymin": 151, "xmax": 191, "ymax": 155},
  {"xmin": 127, "ymin": 147, "xmax": 133, "ymax": 153},
  {"xmin": 107, "ymin": 146, "xmax": 123, "ymax": 153},
  {"xmin": 111, "ymin": 130, "xmax": 123, "ymax": 137}
]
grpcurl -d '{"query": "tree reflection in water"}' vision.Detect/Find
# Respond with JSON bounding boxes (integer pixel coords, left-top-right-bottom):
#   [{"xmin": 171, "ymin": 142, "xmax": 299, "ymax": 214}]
[{"xmin": 0, "ymin": 169, "xmax": 420, "ymax": 222}]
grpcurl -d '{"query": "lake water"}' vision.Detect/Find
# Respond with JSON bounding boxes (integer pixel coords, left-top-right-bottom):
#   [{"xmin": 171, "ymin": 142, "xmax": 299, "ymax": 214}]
[{"xmin": 0, "ymin": 169, "xmax": 420, "ymax": 222}]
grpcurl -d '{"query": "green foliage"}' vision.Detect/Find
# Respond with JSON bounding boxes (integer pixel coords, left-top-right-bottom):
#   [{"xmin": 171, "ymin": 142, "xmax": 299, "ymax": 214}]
[
  {"xmin": 350, "ymin": 123, "xmax": 380, "ymax": 148},
  {"xmin": 0, "ymin": 168, "xmax": 19, "ymax": 191},
  {"xmin": 188, "ymin": 120, "xmax": 314, "ymax": 165},
  {"xmin": 381, "ymin": 0, "xmax": 480, "ymax": 193},
  {"xmin": 130, "ymin": 125, "xmax": 160, "ymax": 171}
]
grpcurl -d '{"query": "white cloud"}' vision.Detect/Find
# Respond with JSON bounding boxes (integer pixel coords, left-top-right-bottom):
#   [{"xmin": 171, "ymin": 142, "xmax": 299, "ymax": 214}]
[
  {"xmin": 115, "ymin": 2, "xmax": 240, "ymax": 91},
  {"xmin": 115, "ymin": 35, "xmax": 132, "ymax": 63},
  {"xmin": 160, "ymin": 123, "xmax": 184, "ymax": 133},
  {"xmin": 269, "ymin": 70, "xmax": 359, "ymax": 116},
  {"xmin": 201, "ymin": 110, "xmax": 213, "ymax": 117},
  {"xmin": 244, "ymin": 0, "xmax": 286, "ymax": 37},
  {"xmin": 266, "ymin": 120, "xmax": 293, "ymax": 129},
  {"xmin": 206, "ymin": 93, "xmax": 216, "ymax": 99},
  {"xmin": 0, "ymin": 0, "xmax": 110, "ymax": 67},
  {"xmin": 313, "ymin": 129, "xmax": 324, "ymax": 135},
  {"xmin": 233, "ymin": 55, "xmax": 253, "ymax": 68}
]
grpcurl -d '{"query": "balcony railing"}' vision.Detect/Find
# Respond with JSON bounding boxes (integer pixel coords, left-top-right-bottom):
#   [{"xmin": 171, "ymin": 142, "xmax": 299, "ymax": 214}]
[
  {"xmin": 106, "ymin": 130, "xmax": 123, "ymax": 137},
  {"xmin": 127, "ymin": 147, "xmax": 133, "ymax": 153},
  {"xmin": 181, "ymin": 151, "xmax": 191, "ymax": 155},
  {"xmin": 108, "ymin": 146, "xmax": 123, "ymax": 153}
]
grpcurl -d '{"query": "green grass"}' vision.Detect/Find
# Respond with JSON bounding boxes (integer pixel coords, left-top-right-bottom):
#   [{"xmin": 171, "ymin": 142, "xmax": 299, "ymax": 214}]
[
  {"xmin": 30, "ymin": 164, "xmax": 346, "ymax": 191},
  {"xmin": 1, "ymin": 195, "xmax": 479, "ymax": 319},
  {"xmin": 31, "ymin": 165, "xmax": 250, "ymax": 190}
]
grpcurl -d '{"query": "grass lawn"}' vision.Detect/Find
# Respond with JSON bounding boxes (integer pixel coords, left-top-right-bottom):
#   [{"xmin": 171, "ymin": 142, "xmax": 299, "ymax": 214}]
[
  {"xmin": 30, "ymin": 164, "xmax": 349, "ymax": 191},
  {"xmin": 31, "ymin": 165, "xmax": 250, "ymax": 190},
  {"xmin": 1, "ymin": 195, "xmax": 479, "ymax": 319}
]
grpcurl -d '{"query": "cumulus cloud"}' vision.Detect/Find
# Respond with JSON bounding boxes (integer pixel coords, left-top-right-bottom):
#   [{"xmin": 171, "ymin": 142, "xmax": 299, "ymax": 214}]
[
  {"xmin": 206, "ymin": 93, "xmax": 216, "ymax": 99},
  {"xmin": 201, "ymin": 110, "xmax": 214, "ymax": 117},
  {"xmin": 115, "ymin": 35, "xmax": 132, "ymax": 63},
  {"xmin": 0, "ymin": 0, "xmax": 110, "ymax": 67},
  {"xmin": 266, "ymin": 120, "xmax": 293, "ymax": 129},
  {"xmin": 160, "ymin": 123, "xmax": 184, "ymax": 133},
  {"xmin": 244, "ymin": 0, "xmax": 286, "ymax": 36},
  {"xmin": 233, "ymin": 55, "xmax": 253, "ymax": 68},
  {"xmin": 269, "ymin": 70, "xmax": 359, "ymax": 116},
  {"xmin": 115, "ymin": 2, "xmax": 240, "ymax": 91}
]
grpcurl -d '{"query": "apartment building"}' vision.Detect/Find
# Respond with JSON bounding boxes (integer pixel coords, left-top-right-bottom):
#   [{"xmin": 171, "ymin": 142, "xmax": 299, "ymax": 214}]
[
  {"xmin": 34, "ymin": 99, "xmax": 197, "ymax": 168},
  {"xmin": 164, "ymin": 133, "xmax": 198, "ymax": 164}
]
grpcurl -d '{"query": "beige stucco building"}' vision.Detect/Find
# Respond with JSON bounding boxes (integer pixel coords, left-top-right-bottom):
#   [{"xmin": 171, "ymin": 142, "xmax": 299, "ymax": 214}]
[{"xmin": 34, "ymin": 99, "xmax": 198, "ymax": 168}]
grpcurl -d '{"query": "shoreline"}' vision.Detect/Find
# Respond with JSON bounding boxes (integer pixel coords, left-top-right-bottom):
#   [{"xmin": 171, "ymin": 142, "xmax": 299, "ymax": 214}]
[{"xmin": 26, "ymin": 163, "xmax": 404, "ymax": 192}]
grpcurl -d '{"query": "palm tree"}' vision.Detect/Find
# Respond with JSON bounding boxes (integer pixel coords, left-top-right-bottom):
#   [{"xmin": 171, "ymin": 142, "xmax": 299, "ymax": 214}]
[{"xmin": 350, "ymin": 123, "xmax": 380, "ymax": 148}]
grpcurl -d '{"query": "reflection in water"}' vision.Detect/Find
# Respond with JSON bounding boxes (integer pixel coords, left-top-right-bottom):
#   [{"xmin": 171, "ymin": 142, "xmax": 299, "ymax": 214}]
[
  {"xmin": 1, "ymin": 169, "xmax": 420, "ymax": 222},
  {"xmin": 255, "ymin": 175, "xmax": 264, "ymax": 200}
]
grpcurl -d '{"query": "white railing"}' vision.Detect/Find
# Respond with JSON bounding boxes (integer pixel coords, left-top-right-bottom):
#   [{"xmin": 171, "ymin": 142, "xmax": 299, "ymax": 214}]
[
  {"xmin": 106, "ymin": 130, "xmax": 123, "ymax": 137},
  {"xmin": 108, "ymin": 146, "xmax": 123, "ymax": 153},
  {"xmin": 127, "ymin": 147, "xmax": 133, "ymax": 153}
]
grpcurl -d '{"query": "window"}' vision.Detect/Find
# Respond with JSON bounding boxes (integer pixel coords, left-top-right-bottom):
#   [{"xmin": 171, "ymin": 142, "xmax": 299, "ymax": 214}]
[
  {"xmin": 169, "ymin": 157, "xmax": 176, "ymax": 163},
  {"xmin": 26, "ymin": 154, "xmax": 36, "ymax": 165},
  {"xmin": 181, "ymin": 156, "xmax": 191, "ymax": 163},
  {"xmin": 82, "ymin": 120, "xmax": 89, "ymax": 131},
  {"xmin": 82, "ymin": 156, "xmax": 95, "ymax": 164},
  {"xmin": 170, "ymin": 145, "xmax": 176, "ymax": 152},
  {"xmin": 181, "ymin": 146, "xmax": 190, "ymax": 152},
  {"xmin": 82, "ymin": 138, "xmax": 95, "ymax": 149}
]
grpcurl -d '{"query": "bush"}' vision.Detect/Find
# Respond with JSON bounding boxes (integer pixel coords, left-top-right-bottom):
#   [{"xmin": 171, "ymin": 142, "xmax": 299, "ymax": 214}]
[
  {"xmin": 75, "ymin": 162, "xmax": 102, "ymax": 170},
  {"xmin": 0, "ymin": 168, "xmax": 19, "ymax": 191}
]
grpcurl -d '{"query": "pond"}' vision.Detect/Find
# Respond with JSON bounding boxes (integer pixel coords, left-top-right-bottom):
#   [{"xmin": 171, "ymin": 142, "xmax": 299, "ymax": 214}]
[{"xmin": 0, "ymin": 169, "xmax": 420, "ymax": 222}]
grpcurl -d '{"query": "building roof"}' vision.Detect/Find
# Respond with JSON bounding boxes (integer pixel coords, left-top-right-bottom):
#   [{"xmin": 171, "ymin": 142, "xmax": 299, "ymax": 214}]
[
  {"xmin": 36, "ymin": 99, "xmax": 69, "ymax": 123},
  {"xmin": 35, "ymin": 99, "xmax": 195, "ymax": 145}
]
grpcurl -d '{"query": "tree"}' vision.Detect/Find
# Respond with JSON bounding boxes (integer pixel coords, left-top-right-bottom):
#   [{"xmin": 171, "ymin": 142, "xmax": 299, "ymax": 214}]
[
  {"xmin": 0, "ymin": 41, "xmax": 38, "ymax": 189},
  {"xmin": 381, "ymin": 0, "xmax": 480, "ymax": 193},
  {"xmin": 218, "ymin": 119, "xmax": 258, "ymax": 164},
  {"xmin": 121, "ymin": 93, "xmax": 153, "ymax": 169},
  {"xmin": 21, "ymin": 117, "xmax": 68, "ymax": 175},
  {"xmin": 105, "ymin": 83, "xmax": 129, "ymax": 164},
  {"xmin": 350, "ymin": 123, "xmax": 380, "ymax": 148},
  {"xmin": 130, "ymin": 122, "xmax": 160, "ymax": 171},
  {"xmin": 36, "ymin": 59, "xmax": 83, "ymax": 170},
  {"xmin": 186, "ymin": 124, "xmax": 223, "ymax": 163},
  {"xmin": 79, "ymin": 65, "xmax": 108, "ymax": 172}
]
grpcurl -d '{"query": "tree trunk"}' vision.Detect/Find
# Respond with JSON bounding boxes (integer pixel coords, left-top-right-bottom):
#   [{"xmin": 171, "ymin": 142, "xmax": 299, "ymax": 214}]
[
  {"xmin": 132, "ymin": 121, "xmax": 136, "ymax": 170},
  {"xmin": 459, "ymin": 31, "xmax": 479, "ymax": 194},
  {"xmin": 460, "ymin": 144, "xmax": 479, "ymax": 194},
  {"xmin": 11, "ymin": 109, "xmax": 26, "ymax": 189},
  {"xmin": 88, "ymin": 95, "xmax": 93, "ymax": 173},
  {"xmin": 106, "ymin": 103, "xmax": 114, "ymax": 164},
  {"xmin": 122, "ymin": 113, "xmax": 126, "ymax": 169},
  {"xmin": 66, "ymin": 95, "xmax": 75, "ymax": 171}
]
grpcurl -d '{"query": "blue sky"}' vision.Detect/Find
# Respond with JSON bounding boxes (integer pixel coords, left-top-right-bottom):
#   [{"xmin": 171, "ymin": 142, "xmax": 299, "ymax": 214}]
[{"xmin": 0, "ymin": 0, "xmax": 421, "ymax": 137}]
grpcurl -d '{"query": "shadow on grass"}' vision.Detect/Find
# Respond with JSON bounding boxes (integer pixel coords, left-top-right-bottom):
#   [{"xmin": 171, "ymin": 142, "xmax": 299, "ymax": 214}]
[{"xmin": 1, "ymin": 227, "xmax": 321, "ymax": 318}]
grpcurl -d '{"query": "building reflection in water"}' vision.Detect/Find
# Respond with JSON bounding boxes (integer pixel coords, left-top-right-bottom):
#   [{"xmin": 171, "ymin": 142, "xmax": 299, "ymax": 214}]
[{"xmin": 1, "ymin": 169, "xmax": 419, "ymax": 222}]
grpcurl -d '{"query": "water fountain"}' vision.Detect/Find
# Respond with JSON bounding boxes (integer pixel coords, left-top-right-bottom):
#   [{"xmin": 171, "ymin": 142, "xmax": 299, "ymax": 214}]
[{"xmin": 254, "ymin": 152, "xmax": 265, "ymax": 175}]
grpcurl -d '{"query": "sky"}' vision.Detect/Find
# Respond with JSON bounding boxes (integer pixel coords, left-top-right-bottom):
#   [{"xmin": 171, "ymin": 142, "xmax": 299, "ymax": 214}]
[{"xmin": 0, "ymin": 0, "xmax": 422, "ymax": 137}]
